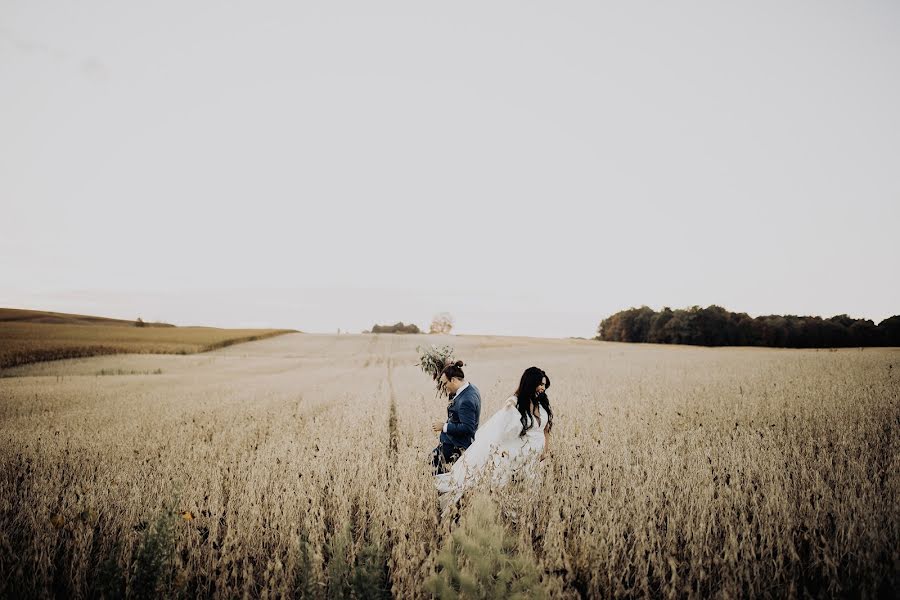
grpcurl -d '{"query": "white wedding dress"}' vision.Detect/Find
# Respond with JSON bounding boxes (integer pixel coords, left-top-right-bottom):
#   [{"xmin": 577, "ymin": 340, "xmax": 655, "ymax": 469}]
[{"xmin": 434, "ymin": 395, "xmax": 547, "ymax": 514}]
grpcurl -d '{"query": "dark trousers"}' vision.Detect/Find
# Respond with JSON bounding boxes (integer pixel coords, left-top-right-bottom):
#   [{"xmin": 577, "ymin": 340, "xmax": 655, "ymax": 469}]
[{"xmin": 431, "ymin": 442, "xmax": 463, "ymax": 475}]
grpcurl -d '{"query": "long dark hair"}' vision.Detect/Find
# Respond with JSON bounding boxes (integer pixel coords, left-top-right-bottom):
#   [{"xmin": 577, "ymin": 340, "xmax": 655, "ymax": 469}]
[{"xmin": 514, "ymin": 366, "xmax": 553, "ymax": 437}]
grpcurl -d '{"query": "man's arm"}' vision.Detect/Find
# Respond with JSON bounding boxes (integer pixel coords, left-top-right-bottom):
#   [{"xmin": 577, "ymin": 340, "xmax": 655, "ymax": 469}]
[{"xmin": 444, "ymin": 397, "xmax": 478, "ymax": 439}]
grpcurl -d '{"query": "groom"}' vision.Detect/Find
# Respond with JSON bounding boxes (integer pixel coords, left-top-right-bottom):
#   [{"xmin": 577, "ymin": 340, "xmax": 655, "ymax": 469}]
[{"xmin": 431, "ymin": 361, "xmax": 481, "ymax": 475}]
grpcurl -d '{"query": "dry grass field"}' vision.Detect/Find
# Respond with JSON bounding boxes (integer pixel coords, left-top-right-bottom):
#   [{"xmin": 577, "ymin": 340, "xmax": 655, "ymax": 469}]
[
  {"xmin": 0, "ymin": 333, "xmax": 897, "ymax": 598},
  {"xmin": 0, "ymin": 308, "xmax": 295, "ymax": 369}
]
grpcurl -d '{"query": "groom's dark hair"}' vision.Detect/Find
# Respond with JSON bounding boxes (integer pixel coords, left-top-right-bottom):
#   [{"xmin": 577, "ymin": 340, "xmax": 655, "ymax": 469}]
[{"xmin": 441, "ymin": 360, "xmax": 465, "ymax": 381}]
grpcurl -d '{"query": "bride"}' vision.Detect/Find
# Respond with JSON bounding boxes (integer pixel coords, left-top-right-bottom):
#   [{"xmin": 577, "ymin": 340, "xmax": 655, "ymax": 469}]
[{"xmin": 435, "ymin": 366, "xmax": 553, "ymax": 514}]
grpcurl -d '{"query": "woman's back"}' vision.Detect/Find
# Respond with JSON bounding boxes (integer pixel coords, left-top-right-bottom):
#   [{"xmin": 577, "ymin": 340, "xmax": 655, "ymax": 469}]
[{"xmin": 497, "ymin": 396, "xmax": 545, "ymax": 456}]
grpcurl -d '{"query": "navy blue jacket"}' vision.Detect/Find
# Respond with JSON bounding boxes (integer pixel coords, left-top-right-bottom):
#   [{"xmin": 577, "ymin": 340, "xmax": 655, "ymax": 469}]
[{"xmin": 439, "ymin": 383, "xmax": 481, "ymax": 449}]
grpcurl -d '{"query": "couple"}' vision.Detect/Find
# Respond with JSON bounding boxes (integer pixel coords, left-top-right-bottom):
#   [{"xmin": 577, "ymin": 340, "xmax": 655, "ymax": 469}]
[{"xmin": 430, "ymin": 361, "xmax": 553, "ymax": 513}]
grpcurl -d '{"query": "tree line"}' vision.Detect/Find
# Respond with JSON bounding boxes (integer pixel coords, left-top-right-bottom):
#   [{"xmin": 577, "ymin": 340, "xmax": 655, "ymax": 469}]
[
  {"xmin": 367, "ymin": 322, "xmax": 422, "ymax": 334},
  {"xmin": 597, "ymin": 305, "xmax": 900, "ymax": 348},
  {"xmin": 364, "ymin": 313, "xmax": 455, "ymax": 335}
]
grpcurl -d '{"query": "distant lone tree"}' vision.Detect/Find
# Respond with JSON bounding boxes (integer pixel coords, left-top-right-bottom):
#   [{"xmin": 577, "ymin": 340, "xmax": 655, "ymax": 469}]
[
  {"xmin": 135, "ymin": 317, "xmax": 145, "ymax": 328},
  {"xmin": 429, "ymin": 312, "xmax": 454, "ymax": 335}
]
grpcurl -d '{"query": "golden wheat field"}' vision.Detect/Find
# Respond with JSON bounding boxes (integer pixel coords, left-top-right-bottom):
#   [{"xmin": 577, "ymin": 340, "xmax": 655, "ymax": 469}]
[
  {"xmin": 0, "ymin": 333, "xmax": 897, "ymax": 598},
  {"xmin": 0, "ymin": 321, "xmax": 295, "ymax": 369}
]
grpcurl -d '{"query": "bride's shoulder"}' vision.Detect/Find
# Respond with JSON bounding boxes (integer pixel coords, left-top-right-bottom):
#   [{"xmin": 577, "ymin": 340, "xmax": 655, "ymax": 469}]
[{"xmin": 503, "ymin": 395, "xmax": 517, "ymax": 409}]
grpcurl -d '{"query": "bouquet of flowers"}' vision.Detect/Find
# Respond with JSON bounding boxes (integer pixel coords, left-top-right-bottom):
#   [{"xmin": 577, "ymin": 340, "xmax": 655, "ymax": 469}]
[{"xmin": 416, "ymin": 344, "xmax": 455, "ymax": 396}]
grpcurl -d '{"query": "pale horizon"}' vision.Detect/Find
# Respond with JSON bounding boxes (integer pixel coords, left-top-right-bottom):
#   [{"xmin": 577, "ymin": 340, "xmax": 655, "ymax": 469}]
[
  {"xmin": 3, "ymin": 1, "xmax": 899, "ymax": 338},
  {"xmin": 1, "ymin": 286, "xmax": 896, "ymax": 339}
]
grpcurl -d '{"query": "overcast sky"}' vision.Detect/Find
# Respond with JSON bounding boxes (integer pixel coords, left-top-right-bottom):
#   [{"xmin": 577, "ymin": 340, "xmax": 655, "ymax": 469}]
[{"xmin": 2, "ymin": 1, "xmax": 898, "ymax": 337}]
